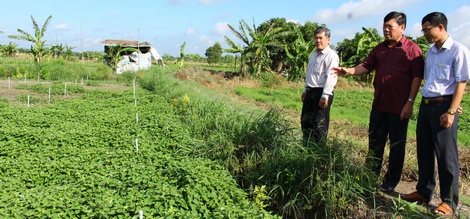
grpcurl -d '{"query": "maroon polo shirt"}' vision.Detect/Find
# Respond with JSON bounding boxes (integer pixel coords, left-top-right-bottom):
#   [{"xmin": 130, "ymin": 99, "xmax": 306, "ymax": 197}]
[{"xmin": 360, "ymin": 35, "xmax": 424, "ymax": 114}]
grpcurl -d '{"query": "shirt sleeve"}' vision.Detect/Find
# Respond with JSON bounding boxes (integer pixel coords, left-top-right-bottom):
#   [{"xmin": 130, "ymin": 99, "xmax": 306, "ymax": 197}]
[
  {"xmin": 360, "ymin": 44, "xmax": 380, "ymax": 72},
  {"xmin": 409, "ymin": 44, "xmax": 425, "ymax": 79},
  {"xmin": 454, "ymin": 44, "xmax": 470, "ymax": 82},
  {"xmin": 322, "ymin": 51, "xmax": 339, "ymax": 98}
]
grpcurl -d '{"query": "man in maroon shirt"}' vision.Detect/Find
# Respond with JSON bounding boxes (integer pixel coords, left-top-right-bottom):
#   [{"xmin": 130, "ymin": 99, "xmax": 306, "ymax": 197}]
[{"xmin": 332, "ymin": 11, "xmax": 424, "ymax": 193}]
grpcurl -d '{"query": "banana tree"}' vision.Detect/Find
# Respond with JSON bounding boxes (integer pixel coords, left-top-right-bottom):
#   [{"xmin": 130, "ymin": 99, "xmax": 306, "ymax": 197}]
[
  {"xmin": 103, "ymin": 44, "xmax": 138, "ymax": 72},
  {"xmin": 2, "ymin": 42, "xmax": 18, "ymax": 58},
  {"xmin": 284, "ymin": 26, "xmax": 315, "ymax": 81},
  {"xmin": 247, "ymin": 23, "xmax": 287, "ymax": 76},
  {"xmin": 63, "ymin": 45, "xmax": 75, "ymax": 61},
  {"xmin": 8, "ymin": 15, "xmax": 52, "ymax": 63},
  {"xmin": 175, "ymin": 41, "xmax": 186, "ymax": 68},
  {"xmin": 51, "ymin": 43, "xmax": 65, "ymax": 58},
  {"xmin": 224, "ymin": 19, "xmax": 252, "ymax": 76},
  {"xmin": 225, "ymin": 19, "xmax": 287, "ymax": 76},
  {"xmin": 413, "ymin": 35, "xmax": 430, "ymax": 58},
  {"xmin": 351, "ymin": 27, "xmax": 382, "ymax": 85}
]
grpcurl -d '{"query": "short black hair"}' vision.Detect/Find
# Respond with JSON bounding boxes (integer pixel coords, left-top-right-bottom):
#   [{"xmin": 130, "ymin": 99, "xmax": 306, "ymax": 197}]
[
  {"xmin": 384, "ymin": 11, "xmax": 407, "ymax": 28},
  {"xmin": 314, "ymin": 26, "xmax": 331, "ymax": 38},
  {"xmin": 422, "ymin": 12, "xmax": 448, "ymax": 31}
]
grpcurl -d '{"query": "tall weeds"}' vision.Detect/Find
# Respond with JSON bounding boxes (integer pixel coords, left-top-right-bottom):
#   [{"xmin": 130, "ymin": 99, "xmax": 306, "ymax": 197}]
[{"xmin": 139, "ymin": 68, "xmax": 377, "ymax": 218}]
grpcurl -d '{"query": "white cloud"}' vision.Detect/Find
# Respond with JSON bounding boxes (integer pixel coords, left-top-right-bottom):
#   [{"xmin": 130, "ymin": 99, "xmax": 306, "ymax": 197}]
[
  {"xmin": 330, "ymin": 28, "xmax": 357, "ymax": 47},
  {"xmin": 54, "ymin": 23, "xmax": 70, "ymax": 30},
  {"xmin": 108, "ymin": 11, "xmax": 120, "ymax": 17},
  {"xmin": 185, "ymin": 28, "xmax": 197, "ymax": 35},
  {"xmin": 313, "ymin": 0, "xmax": 422, "ymax": 24},
  {"xmin": 214, "ymin": 12, "xmax": 232, "ymax": 20},
  {"xmin": 404, "ymin": 6, "xmax": 470, "ymax": 50},
  {"xmin": 447, "ymin": 5, "xmax": 470, "ymax": 49},
  {"xmin": 408, "ymin": 22, "xmax": 423, "ymax": 39},
  {"xmin": 191, "ymin": 44, "xmax": 201, "ymax": 54},
  {"xmin": 168, "ymin": 0, "xmax": 186, "ymax": 5},
  {"xmin": 286, "ymin": 19, "xmax": 300, "ymax": 24},
  {"xmin": 198, "ymin": 0, "xmax": 224, "ymax": 6},
  {"xmin": 199, "ymin": 35, "xmax": 214, "ymax": 47},
  {"xmin": 210, "ymin": 22, "xmax": 229, "ymax": 36}
]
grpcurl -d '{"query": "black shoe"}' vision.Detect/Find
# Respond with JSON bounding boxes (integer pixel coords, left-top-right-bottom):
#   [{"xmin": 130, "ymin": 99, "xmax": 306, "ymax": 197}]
[{"xmin": 378, "ymin": 185, "xmax": 394, "ymax": 194}]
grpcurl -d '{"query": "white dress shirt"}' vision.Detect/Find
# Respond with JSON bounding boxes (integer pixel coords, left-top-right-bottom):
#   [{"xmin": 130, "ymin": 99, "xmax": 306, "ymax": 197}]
[{"xmin": 304, "ymin": 46, "xmax": 339, "ymax": 99}]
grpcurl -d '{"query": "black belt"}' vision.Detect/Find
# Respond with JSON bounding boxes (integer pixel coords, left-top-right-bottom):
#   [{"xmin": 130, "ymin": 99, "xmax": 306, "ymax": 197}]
[
  {"xmin": 422, "ymin": 95, "xmax": 453, "ymax": 104},
  {"xmin": 306, "ymin": 87, "xmax": 323, "ymax": 92}
]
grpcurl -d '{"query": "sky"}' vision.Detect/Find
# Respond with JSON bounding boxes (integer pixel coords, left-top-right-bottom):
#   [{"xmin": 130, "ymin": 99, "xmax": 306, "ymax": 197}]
[{"xmin": 0, "ymin": 0, "xmax": 469, "ymax": 57}]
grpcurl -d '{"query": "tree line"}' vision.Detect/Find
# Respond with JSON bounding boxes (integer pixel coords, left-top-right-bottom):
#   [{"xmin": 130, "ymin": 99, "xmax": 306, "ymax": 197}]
[
  {"xmin": 222, "ymin": 18, "xmax": 431, "ymax": 82},
  {"xmin": 1, "ymin": 15, "xmax": 431, "ymax": 82}
]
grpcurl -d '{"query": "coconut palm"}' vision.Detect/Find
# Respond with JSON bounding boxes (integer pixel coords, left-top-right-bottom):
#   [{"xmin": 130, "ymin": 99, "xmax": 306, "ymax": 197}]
[{"xmin": 8, "ymin": 15, "xmax": 52, "ymax": 63}]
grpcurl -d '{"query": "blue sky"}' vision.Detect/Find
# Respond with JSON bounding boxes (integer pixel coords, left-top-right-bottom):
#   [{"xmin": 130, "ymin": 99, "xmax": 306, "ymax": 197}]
[{"xmin": 0, "ymin": 0, "xmax": 469, "ymax": 57}]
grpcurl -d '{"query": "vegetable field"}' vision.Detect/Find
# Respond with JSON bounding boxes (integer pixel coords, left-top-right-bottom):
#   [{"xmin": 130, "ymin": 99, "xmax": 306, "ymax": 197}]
[
  {"xmin": 1, "ymin": 63, "xmax": 469, "ymax": 218},
  {"xmin": 0, "ymin": 85, "xmax": 276, "ymax": 218}
]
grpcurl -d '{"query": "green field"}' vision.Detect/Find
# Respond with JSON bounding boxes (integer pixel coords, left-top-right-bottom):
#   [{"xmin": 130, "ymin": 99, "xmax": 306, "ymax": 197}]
[
  {"xmin": 235, "ymin": 85, "xmax": 470, "ymax": 147},
  {"xmin": 0, "ymin": 84, "xmax": 278, "ymax": 218},
  {"xmin": 1, "ymin": 60, "xmax": 469, "ymax": 218}
]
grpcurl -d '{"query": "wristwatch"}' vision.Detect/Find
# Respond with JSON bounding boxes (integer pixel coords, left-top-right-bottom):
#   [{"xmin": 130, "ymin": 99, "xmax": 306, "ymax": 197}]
[{"xmin": 447, "ymin": 109, "xmax": 456, "ymax": 115}]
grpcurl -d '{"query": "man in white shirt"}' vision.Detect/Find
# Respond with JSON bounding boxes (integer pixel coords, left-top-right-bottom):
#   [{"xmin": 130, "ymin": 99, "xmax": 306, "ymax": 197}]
[{"xmin": 301, "ymin": 27, "xmax": 339, "ymax": 145}]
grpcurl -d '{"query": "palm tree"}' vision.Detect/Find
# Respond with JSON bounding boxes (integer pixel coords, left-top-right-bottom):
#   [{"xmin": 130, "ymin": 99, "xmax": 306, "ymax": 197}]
[{"xmin": 8, "ymin": 15, "xmax": 52, "ymax": 63}]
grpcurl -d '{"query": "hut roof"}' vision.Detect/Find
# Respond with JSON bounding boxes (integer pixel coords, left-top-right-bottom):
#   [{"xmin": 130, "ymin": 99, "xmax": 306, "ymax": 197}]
[{"xmin": 101, "ymin": 39, "xmax": 151, "ymax": 47}]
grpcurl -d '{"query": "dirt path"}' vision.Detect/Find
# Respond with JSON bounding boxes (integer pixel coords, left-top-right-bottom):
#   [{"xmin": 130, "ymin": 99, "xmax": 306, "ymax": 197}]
[{"xmin": 393, "ymin": 181, "xmax": 470, "ymax": 216}]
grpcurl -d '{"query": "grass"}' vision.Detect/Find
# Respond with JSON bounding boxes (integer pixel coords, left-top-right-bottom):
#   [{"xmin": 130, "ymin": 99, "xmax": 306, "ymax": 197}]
[
  {"xmin": 234, "ymin": 83, "xmax": 470, "ymax": 147},
  {"xmin": 135, "ymin": 67, "xmax": 384, "ymax": 218}
]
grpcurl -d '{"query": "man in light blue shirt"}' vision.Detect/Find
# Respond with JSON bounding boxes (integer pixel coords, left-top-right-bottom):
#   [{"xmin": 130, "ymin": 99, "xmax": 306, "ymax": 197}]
[{"xmin": 402, "ymin": 12, "xmax": 469, "ymax": 216}]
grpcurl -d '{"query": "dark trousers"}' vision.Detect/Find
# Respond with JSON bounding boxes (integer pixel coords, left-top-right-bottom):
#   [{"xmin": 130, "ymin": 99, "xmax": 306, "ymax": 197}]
[
  {"xmin": 301, "ymin": 88, "xmax": 333, "ymax": 145},
  {"xmin": 366, "ymin": 109, "xmax": 408, "ymax": 188},
  {"xmin": 416, "ymin": 99, "xmax": 459, "ymax": 210}
]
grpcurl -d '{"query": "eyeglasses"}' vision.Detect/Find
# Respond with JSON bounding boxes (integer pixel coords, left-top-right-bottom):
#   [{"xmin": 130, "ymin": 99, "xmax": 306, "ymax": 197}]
[{"xmin": 421, "ymin": 25, "xmax": 438, "ymax": 34}]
